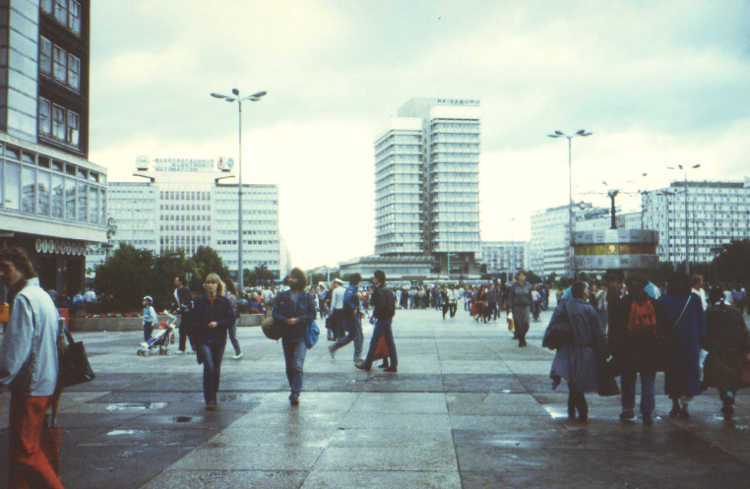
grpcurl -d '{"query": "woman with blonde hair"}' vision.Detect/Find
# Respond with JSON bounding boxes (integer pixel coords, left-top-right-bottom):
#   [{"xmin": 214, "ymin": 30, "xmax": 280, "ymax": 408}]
[{"xmin": 192, "ymin": 272, "xmax": 235, "ymax": 410}]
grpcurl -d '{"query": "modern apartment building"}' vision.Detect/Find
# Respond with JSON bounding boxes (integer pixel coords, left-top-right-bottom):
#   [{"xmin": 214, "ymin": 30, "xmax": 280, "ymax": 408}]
[
  {"xmin": 0, "ymin": 0, "xmax": 105, "ymax": 295},
  {"xmin": 86, "ymin": 157, "xmax": 282, "ymax": 280},
  {"xmin": 479, "ymin": 241, "xmax": 527, "ymax": 279},
  {"xmin": 641, "ymin": 178, "xmax": 750, "ymax": 265},
  {"xmin": 372, "ymin": 97, "xmax": 481, "ymax": 278}
]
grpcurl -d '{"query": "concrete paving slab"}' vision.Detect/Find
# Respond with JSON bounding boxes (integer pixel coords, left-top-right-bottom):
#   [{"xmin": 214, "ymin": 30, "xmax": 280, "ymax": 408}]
[
  {"xmin": 315, "ymin": 443, "xmax": 457, "ymax": 471},
  {"xmin": 301, "ymin": 470, "xmax": 461, "ymax": 489},
  {"xmin": 349, "ymin": 392, "xmax": 448, "ymax": 414},
  {"xmin": 169, "ymin": 445, "xmax": 325, "ymax": 471},
  {"xmin": 141, "ymin": 470, "xmax": 308, "ymax": 489},
  {"xmin": 446, "ymin": 393, "xmax": 548, "ymax": 416}
]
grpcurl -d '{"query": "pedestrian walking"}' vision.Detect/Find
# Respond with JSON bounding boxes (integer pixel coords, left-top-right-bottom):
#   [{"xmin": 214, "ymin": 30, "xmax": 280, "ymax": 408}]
[
  {"xmin": 273, "ymin": 268, "xmax": 316, "ymax": 405},
  {"xmin": 549, "ymin": 281, "xmax": 606, "ymax": 424},
  {"xmin": 508, "ymin": 270, "xmax": 533, "ymax": 347},
  {"xmin": 329, "ymin": 278, "xmax": 346, "ymax": 340},
  {"xmin": 172, "ymin": 275, "xmax": 194, "ymax": 354},
  {"xmin": 0, "ymin": 247, "xmax": 65, "ymax": 489},
  {"xmin": 609, "ymin": 279, "xmax": 665, "ymax": 425},
  {"xmin": 192, "ymin": 273, "xmax": 235, "ymax": 410},
  {"xmin": 356, "ymin": 270, "xmax": 398, "ymax": 372},
  {"xmin": 224, "ymin": 279, "xmax": 243, "ymax": 360},
  {"xmin": 659, "ymin": 273, "xmax": 706, "ymax": 418},
  {"xmin": 702, "ymin": 287, "xmax": 750, "ymax": 421},
  {"xmin": 142, "ymin": 295, "xmax": 157, "ymax": 342},
  {"xmin": 329, "ymin": 274, "xmax": 363, "ymax": 362}
]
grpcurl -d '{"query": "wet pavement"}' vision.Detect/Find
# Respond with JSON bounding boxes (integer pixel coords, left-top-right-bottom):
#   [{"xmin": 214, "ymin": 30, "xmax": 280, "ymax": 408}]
[{"xmin": 2, "ymin": 307, "xmax": 750, "ymax": 488}]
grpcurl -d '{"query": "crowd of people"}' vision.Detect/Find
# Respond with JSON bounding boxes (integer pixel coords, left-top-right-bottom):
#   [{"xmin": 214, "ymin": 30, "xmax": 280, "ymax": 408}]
[{"xmin": 546, "ymin": 272, "xmax": 750, "ymax": 426}]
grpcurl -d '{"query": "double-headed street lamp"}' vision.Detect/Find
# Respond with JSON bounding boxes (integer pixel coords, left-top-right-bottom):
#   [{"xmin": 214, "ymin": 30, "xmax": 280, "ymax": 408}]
[
  {"xmin": 210, "ymin": 88, "xmax": 267, "ymax": 291},
  {"xmin": 547, "ymin": 129, "xmax": 592, "ymax": 279},
  {"xmin": 667, "ymin": 163, "xmax": 701, "ymax": 275}
]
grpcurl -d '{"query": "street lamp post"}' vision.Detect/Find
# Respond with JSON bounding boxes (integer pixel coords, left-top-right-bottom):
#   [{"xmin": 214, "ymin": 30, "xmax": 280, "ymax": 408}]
[
  {"xmin": 547, "ymin": 129, "xmax": 592, "ymax": 279},
  {"xmin": 667, "ymin": 163, "xmax": 700, "ymax": 275},
  {"xmin": 211, "ymin": 88, "xmax": 267, "ymax": 291}
]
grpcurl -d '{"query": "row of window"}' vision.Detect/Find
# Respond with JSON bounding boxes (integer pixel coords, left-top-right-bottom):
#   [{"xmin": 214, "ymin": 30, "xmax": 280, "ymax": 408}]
[
  {"xmin": 1, "ymin": 159, "xmax": 105, "ymax": 225},
  {"xmin": 41, "ymin": 0, "xmax": 82, "ymax": 36},
  {"xmin": 160, "ymin": 203, "xmax": 211, "ymax": 211},
  {"xmin": 160, "ymin": 190, "xmax": 211, "ymax": 201},
  {"xmin": 39, "ymin": 97, "xmax": 79, "ymax": 147},
  {"xmin": 161, "ymin": 225, "xmax": 210, "ymax": 232},
  {"xmin": 39, "ymin": 37, "xmax": 80, "ymax": 91},
  {"xmin": 161, "ymin": 214, "xmax": 209, "ymax": 221}
]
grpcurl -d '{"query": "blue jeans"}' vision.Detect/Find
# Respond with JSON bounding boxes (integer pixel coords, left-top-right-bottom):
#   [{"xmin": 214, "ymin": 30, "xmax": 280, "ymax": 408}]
[
  {"xmin": 621, "ymin": 371, "xmax": 656, "ymax": 415},
  {"xmin": 228, "ymin": 320, "xmax": 241, "ymax": 355},
  {"xmin": 332, "ymin": 313, "xmax": 363, "ymax": 360},
  {"xmin": 282, "ymin": 337, "xmax": 307, "ymax": 396},
  {"xmin": 362, "ymin": 318, "xmax": 397, "ymax": 369},
  {"xmin": 198, "ymin": 343, "xmax": 225, "ymax": 404}
]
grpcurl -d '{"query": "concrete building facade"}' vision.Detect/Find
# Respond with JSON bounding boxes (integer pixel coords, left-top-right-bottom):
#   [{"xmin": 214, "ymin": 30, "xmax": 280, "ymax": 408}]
[
  {"xmin": 0, "ymin": 0, "xmax": 105, "ymax": 296},
  {"xmin": 479, "ymin": 241, "xmax": 527, "ymax": 278},
  {"xmin": 641, "ymin": 178, "xmax": 750, "ymax": 265},
  {"xmin": 87, "ymin": 157, "xmax": 282, "ymax": 280}
]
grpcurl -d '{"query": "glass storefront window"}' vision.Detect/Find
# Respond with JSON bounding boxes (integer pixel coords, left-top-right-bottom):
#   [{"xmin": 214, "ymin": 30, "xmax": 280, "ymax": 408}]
[
  {"xmin": 77, "ymin": 181, "xmax": 87, "ymax": 222},
  {"xmin": 65, "ymin": 178, "xmax": 75, "ymax": 219},
  {"xmin": 38, "ymin": 171, "xmax": 51, "ymax": 216},
  {"xmin": 51, "ymin": 174, "xmax": 63, "ymax": 217},
  {"xmin": 21, "ymin": 165, "xmax": 35, "ymax": 213},
  {"xmin": 88, "ymin": 185, "xmax": 98, "ymax": 224},
  {"xmin": 4, "ymin": 161, "xmax": 20, "ymax": 210}
]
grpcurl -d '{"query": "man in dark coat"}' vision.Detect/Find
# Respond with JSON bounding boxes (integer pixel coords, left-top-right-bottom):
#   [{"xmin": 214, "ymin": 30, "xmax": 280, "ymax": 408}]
[
  {"xmin": 508, "ymin": 270, "xmax": 533, "ymax": 347},
  {"xmin": 703, "ymin": 288, "xmax": 750, "ymax": 420},
  {"xmin": 173, "ymin": 275, "xmax": 194, "ymax": 354}
]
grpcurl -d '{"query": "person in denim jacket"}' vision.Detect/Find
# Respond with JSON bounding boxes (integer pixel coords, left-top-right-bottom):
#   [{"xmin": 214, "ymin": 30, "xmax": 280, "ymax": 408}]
[{"xmin": 273, "ymin": 268, "xmax": 315, "ymax": 406}]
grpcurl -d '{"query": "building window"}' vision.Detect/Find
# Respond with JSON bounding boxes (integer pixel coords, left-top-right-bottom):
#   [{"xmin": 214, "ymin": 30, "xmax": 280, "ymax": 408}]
[
  {"xmin": 69, "ymin": 0, "xmax": 81, "ymax": 34},
  {"xmin": 52, "ymin": 104, "xmax": 65, "ymax": 140},
  {"xmin": 54, "ymin": 0, "xmax": 67, "ymax": 25},
  {"xmin": 67, "ymin": 54, "xmax": 80, "ymax": 90},
  {"xmin": 53, "ymin": 45, "xmax": 66, "ymax": 82},
  {"xmin": 39, "ymin": 98, "xmax": 51, "ymax": 135},
  {"xmin": 42, "ymin": 0, "xmax": 53, "ymax": 14},
  {"xmin": 40, "ymin": 37, "xmax": 52, "ymax": 74},
  {"xmin": 67, "ymin": 110, "xmax": 79, "ymax": 146}
]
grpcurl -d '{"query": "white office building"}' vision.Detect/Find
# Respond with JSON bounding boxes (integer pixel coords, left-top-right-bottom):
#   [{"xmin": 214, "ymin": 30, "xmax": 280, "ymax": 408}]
[
  {"xmin": 479, "ymin": 241, "xmax": 527, "ymax": 278},
  {"xmin": 529, "ymin": 204, "xmax": 642, "ymax": 278},
  {"xmin": 372, "ymin": 97, "xmax": 481, "ymax": 278},
  {"xmin": 642, "ymin": 178, "xmax": 750, "ymax": 265},
  {"xmin": 87, "ymin": 157, "xmax": 282, "ymax": 280}
]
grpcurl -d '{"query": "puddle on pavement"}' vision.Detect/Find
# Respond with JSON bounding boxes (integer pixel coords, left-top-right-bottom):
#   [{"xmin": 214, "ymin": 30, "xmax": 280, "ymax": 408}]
[
  {"xmin": 542, "ymin": 405, "xmax": 568, "ymax": 419},
  {"xmin": 486, "ymin": 437, "xmax": 522, "ymax": 447},
  {"xmin": 106, "ymin": 429, "xmax": 145, "ymax": 436},
  {"xmin": 501, "ymin": 389, "xmax": 512, "ymax": 394},
  {"xmin": 106, "ymin": 402, "xmax": 168, "ymax": 412}
]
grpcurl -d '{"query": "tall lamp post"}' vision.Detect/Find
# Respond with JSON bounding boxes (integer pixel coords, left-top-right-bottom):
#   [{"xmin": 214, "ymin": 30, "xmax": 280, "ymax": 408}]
[
  {"xmin": 547, "ymin": 129, "xmax": 592, "ymax": 279},
  {"xmin": 210, "ymin": 88, "xmax": 267, "ymax": 291},
  {"xmin": 667, "ymin": 163, "xmax": 700, "ymax": 275}
]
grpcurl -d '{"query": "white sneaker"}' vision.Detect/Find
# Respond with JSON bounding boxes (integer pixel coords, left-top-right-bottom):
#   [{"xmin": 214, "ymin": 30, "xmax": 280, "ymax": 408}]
[{"xmin": 233, "ymin": 352, "xmax": 244, "ymax": 360}]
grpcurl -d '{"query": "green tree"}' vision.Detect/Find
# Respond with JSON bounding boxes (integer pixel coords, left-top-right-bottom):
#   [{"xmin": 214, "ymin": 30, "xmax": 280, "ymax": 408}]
[
  {"xmin": 94, "ymin": 243, "xmax": 156, "ymax": 312},
  {"xmin": 152, "ymin": 250, "xmax": 192, "ymax": 309},
  {"xmin": 712, "ymin": 240, "xmax": 750, "ymax": 284},
  {"xmin": 189, "ymin": 246, "xmax": 230, "ymax": 291}
]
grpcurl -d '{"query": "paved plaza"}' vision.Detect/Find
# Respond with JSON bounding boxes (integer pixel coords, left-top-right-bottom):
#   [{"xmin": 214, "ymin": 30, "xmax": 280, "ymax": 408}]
[{"xmin": 2, "ymin": 308, "xmax": 750, "ymax": 488}]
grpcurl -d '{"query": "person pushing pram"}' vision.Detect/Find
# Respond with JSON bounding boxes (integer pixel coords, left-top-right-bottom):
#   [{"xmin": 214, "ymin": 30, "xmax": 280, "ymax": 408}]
[{"xmin": 138, "ymin": 296, "xmax": 178, "ymax": 356}]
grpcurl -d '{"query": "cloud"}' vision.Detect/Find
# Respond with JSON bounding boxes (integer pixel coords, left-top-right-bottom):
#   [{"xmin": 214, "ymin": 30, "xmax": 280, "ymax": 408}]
[{"xmin": 89, "ymin": 0, "xmax": 750, "ymax": 269}]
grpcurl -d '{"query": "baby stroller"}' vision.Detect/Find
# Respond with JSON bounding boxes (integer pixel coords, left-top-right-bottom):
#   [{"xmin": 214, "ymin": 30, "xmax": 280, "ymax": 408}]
[{"xmin": 137, "ymin": 311, "xmax": 177, "ymax": 356}]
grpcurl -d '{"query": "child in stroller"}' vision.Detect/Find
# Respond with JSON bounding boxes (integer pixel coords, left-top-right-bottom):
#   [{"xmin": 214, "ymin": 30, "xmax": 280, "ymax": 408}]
[{"xmin": 137, "ymin": 310, "xmax": 178, "ymax": 356}]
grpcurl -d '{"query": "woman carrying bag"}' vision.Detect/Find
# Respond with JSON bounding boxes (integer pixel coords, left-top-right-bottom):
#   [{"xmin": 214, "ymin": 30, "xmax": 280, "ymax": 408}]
[
  {"xmin": 192, "ymin": 273, "xmax": 235, "ymax": 410},
  {"xmin": 273, "ymin": 268, "xmax": 315, "ymax": 406}
]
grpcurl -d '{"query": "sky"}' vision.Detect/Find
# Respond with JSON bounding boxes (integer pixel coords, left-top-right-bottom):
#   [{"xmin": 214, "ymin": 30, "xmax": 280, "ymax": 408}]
[{"xmin": 89, "ymin": 0, "xmax": 750, "ymax": 270}]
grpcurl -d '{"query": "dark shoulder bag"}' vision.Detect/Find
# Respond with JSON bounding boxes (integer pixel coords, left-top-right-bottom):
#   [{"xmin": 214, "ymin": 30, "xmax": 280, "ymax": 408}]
[{"xmin": 59, "ymin": 319, "xmax": 95, "ymax": 387}]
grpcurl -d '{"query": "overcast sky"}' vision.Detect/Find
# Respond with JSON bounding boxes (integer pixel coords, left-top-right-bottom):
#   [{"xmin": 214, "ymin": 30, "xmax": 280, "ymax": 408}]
[{"xmin": 89, "ymin": 0, "xmax": 750, "ymax": 270}]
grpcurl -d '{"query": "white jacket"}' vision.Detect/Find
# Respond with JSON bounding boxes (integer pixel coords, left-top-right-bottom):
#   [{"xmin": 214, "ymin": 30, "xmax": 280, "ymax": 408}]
[{"xmin": 0, "ymin": 278, "xmax": 60, "ymax": 396}]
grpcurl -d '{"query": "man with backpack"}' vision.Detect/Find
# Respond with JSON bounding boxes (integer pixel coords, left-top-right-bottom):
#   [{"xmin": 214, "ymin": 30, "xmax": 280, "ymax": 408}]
[
  {"xmin": 356, "ymin": 270, "xmax": 398, "ymax": 372},
  {"xmin": 609, "ymin": 278, "xmax": 665, "ymax": 425}
]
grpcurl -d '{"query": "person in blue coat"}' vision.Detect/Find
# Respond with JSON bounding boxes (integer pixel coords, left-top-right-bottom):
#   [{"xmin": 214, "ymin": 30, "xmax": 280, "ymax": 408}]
[
  {"xmin": 658, "ymin": 273, "xmax": 706, "ymax": 418},
  {"xmin": 192, "ymin": 273, "xmax": 235, "ymax": 410},
  {"xmin": 273, "ymin": 268, "xmax": 315, "ymax": 406},
  {"xmin": 550, "ymin": 281, "xmax": 607, "ymax": 424}
]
